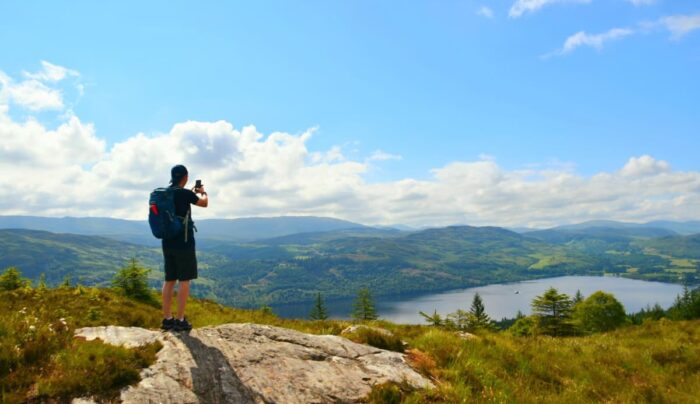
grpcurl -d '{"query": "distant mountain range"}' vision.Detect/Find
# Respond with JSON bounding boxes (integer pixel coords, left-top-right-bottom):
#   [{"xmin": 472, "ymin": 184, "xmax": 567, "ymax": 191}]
[
  {"xmin": 549, "ymin": 220, "xmax": 700, "ymax": 236},
  {"xmin": 0, "ymin": 216, "xmax": 697, "ymax": 307},
  {"xmin": 0, "ymin": 215, "xmax": 369, "ymax": 245}
]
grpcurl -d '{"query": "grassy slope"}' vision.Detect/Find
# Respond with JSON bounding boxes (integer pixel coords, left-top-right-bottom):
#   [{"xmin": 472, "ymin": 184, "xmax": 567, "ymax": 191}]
[{"xmin": 3, "ymin": 286, "xmax": 700, "ymax": 403}]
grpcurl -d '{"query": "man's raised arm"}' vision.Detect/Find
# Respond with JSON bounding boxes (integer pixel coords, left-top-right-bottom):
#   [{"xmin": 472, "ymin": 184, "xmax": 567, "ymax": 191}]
[{"xmin": 194, "ymin": 187, "xmax": 208, "ymax": 208}]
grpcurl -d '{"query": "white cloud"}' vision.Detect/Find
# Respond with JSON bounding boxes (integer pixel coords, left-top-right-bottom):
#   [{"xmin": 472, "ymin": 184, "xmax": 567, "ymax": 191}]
[
  {"xmin": 548, "ymin": 28, "xmax": 635, "ymax": 56},
  {"xmin": 509, "ymin": 0, "xmax": 590, "ymax": 19},
  {"xmin": 620, "ymin": 155, "xmax": 671, "ymax": 177},
  {"xmin": 477, "ymin": 6, "xmax": 494, "ymax": 19},
  {"xmin": 2, "ymin": 63, "xmax": 700, "ymax": 228},
  {"xmin": 0, "ymin": 61, "xmax": 80, "ymax": 111},
  {"xmin": 368, "ymin": 150, "xmax": 402, "ymax": 162},
  {"xmin": 660, "ymin": 14, "xmax": 700, "ymax": 39},
  {"xmin": 23, "ymin": 60, "xmax": 79, "ymax": 82},
  {"xmin": 2, "ymin": 79, "xmax": 64, "ymax": 111}
]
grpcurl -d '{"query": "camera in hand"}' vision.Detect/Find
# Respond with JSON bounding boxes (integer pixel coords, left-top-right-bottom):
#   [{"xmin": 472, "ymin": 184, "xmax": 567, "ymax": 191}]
[{"xmin": 195, "ymin": 179, "xmax": 202, "ymax": 191}]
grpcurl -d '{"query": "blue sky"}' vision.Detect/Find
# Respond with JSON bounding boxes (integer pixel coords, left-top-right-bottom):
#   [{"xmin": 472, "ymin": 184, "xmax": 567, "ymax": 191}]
[
  {"xmin": 2, "ymin": 1, "xmax": 698, "ymax": 180},
  {"xmin": 0, "ymin": 1, "xmax": 699, "ymax": 225}
]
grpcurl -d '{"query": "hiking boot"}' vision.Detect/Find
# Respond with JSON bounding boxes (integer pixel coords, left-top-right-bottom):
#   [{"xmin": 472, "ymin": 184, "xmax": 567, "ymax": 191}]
[
  {"xmin": 161, "ymin": 317, "xmax": 176, "ymax": 331},
  {"xmin": 173, "ymin": 317, "xmax": 193, "ymax": 332}
]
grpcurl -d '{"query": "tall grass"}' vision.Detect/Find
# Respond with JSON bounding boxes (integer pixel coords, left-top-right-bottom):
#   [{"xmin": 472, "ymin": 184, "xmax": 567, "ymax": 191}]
[
  {"xmin": 3, "ymin": 284, "xmax": 700, "ymax": 403},
  {"xmin": 399, "ymin": 319, "xmax": 700, "ymax": 403}
]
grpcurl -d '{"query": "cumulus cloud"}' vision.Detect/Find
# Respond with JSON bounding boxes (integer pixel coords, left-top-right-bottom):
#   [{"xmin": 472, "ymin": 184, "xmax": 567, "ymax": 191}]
[
  {"xmin": 0, "ymin": 61, "xmax": 80, "ymax": 111},
  {"xmin": 477, "ymin": 6, "xmax": 494, "ymax": 19},
  {"xmin": 620, "ymin": 155, "xmax": 671, "ymax": 177},
  {"xmin": 2, "ymin": 64, "xmax": 700, "ymax": 228},
  {"xmin": 509, "ymin": 0, "xmax": 590, "ymax": 19},
  {"xmin": 659, "ymin": 14, "xmax": 700, "ymax": 39}
]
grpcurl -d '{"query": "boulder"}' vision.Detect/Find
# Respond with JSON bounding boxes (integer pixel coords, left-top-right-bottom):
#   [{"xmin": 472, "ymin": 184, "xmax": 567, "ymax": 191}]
[{"xmin": 73, "ymin": 323, "xmax": 433, "ymax": 403}]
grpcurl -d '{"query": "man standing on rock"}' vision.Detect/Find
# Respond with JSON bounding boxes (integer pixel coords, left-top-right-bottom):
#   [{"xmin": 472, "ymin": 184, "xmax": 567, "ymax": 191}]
[{"xmin": 161, "ymin": 164, "xmax": 208, "ymax": 332}]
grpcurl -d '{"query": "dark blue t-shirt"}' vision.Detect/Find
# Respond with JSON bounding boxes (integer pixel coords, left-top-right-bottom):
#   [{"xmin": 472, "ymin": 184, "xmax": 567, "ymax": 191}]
[{"xmin": 162, "ymin": 187, "xmax": 199, "ymax": 250}]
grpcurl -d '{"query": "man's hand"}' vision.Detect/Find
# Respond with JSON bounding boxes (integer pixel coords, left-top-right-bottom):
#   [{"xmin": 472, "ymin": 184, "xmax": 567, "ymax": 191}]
[{"xmin": 195, "ymin": 186, "xmax": 208, "ymax": 207}]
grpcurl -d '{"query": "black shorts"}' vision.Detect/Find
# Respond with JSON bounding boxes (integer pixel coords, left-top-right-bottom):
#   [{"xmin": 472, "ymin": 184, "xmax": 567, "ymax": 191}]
[{"xmin": 163, "ymin": 248, "xmax": 198, "ymax": 281}]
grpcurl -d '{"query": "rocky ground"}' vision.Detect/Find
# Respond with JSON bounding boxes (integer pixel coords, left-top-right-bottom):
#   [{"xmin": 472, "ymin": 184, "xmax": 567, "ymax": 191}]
[{"xmin": 72, "ymin": 323, "xmax": 433, "ymax": 403}]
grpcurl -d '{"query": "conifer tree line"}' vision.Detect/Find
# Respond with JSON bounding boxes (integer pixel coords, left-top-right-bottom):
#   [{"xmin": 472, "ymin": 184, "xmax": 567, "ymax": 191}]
[{"xmin": 418, "ymin": 284, "xmax": 700, "ymax": 336}]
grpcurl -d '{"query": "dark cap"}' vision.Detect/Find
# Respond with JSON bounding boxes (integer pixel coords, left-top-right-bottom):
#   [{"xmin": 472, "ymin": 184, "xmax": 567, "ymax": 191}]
[{"xmin": 170, "ymin": 164, "xmax": 188, "ymax": 184}]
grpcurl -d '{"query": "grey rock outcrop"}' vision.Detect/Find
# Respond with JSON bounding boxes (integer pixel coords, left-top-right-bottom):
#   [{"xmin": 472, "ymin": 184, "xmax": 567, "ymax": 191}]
[
  {"xmin": 73, "ymin": 323, "xmax": 433, "ymax": 403},
  {"xmin": 340, "ymin": 324, "xmax": 395, "ymax": 338}
]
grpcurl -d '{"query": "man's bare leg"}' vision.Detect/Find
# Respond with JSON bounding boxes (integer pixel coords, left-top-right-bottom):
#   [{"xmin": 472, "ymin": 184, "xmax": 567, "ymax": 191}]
[
  {"xmin": 162, "ymin": 280, "xmax": 176, "ymax": 319},
  {"xmin": 176, "ymin": 280, "xmax": 190, "ymax": 320}
]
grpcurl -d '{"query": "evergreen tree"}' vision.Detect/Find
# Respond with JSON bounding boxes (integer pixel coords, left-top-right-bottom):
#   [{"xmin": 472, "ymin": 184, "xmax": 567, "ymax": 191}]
[
  {"xmin": 667, "ymin": 286, "xmax": 700, "ymax": 320},
  {"xmin": 573, "ymin": 289, "xmax": 584, "ymax": 304},
  {"xmin": 573, "ymin": 291, "xmax": 627, "ymax": 333},
  {"xmin": 629, "ymin": 303, "xmax": 666, "ymax": 324},
  {"xmin": 468, "ymin": 292, "xmax": 492, "ymax": 329},
  {"xmin": 420, "ymin": 309, "xmax": 445, "ymax": 327},
  {"xmin": 352, "ymin": 287, "xmax": 378, "ymax": 321},
  {"xmin": 531, "ymin": 287, "xmax": 574, "ymax": 336},
  {"xmin": 112, "ymin": 258, "xmax": 156, "ymax": 305},
  {"xmin": 0, "ymin": 267, "xmax": 30, "ymax": 291},
  {"xmin": 309, "ymin": 292, "xmax": 329, "ymax": 320}
]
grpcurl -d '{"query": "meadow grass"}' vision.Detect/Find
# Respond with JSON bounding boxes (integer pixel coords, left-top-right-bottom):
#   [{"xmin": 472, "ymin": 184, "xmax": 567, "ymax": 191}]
[
  {"xmin": 2, "ymin": 286, "xmax": 700, "ymax": 403},
  {"xmin": 397, "ymin": 319, "xmax": 700, "ymax": 403}
]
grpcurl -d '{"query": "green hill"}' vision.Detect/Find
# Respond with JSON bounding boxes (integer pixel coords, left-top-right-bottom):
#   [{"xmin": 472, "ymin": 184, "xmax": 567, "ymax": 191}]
[
  {"xmin": 0, "ymin": 229, "xmax": 162, "ymax": 285},
  {"xmin": 638, "ymin": 234, "xmax": 700, "ymax": 259},
  {"xmin": 1, "ymin": 225, "xmax": 698, "ymax": 308}
]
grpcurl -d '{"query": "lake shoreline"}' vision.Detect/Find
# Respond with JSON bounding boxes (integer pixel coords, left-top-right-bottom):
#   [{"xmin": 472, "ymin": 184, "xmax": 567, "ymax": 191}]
[{"xmin": 269, "ymin": 275, "xmax": 690, "ymax": 324}]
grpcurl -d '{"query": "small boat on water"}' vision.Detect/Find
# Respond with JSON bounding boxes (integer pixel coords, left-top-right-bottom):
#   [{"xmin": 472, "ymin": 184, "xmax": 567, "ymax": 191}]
[{"xmin": 514, "ymin": 290, "xmax": 520, "ymax": 294}]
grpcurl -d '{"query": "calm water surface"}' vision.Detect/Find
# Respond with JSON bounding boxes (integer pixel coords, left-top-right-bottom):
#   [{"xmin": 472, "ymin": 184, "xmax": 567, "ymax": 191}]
[{"xmin": 270, "ymin": 276, "xmax": 687, "ymax": 324}]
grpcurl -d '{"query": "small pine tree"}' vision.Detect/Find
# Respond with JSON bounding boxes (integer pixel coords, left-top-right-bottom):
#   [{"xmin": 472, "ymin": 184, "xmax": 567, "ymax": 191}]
[
  {"xmin": 420, "ymin": 309, "xmax": 445, "ymax": 327},
  {"xmin": 112, "ymin": 258, "xmax": 156, "ymax": 304},
  {"xmin": 0, "ymin": 267, "xmax": 30, "ymax": 291},
  {"xmin": 667, "ymin": 286, "xmax": 700, "ymax": 320},
  {"xmin": 352, "ymin": 287, "xmax": 378, "ymax": 321},
  {"xmin": 309, "ymin": 292, "xmax": 329, "ymax": 320},
  {"xmin": 468, "ymin": 293, "xmax": 492, "ymax": 330},
  {"xmin": 531, "ymin": 287, "xmax": 575, "ymax": 336},
  {"xmin": 573, "ymin": 289, "xmax": 584, "ymax": 304}
]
